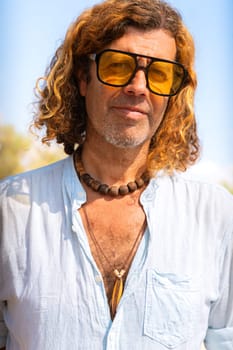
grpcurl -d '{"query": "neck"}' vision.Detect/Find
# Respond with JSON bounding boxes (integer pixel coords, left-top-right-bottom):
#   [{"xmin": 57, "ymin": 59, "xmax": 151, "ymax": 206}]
[{"xmin": 80, "ymin": 140, "xmax": 150, "ymax": 186}]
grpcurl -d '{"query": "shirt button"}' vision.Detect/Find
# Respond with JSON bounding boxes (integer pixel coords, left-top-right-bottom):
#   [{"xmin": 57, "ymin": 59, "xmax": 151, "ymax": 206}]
[{"xmin": 95, "ymin": 274, "xmax": 102, "ymax": 283}]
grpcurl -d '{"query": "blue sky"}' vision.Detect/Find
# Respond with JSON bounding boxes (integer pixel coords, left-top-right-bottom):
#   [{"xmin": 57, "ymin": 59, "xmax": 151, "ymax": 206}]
[{"xmin": 1, "ymin": 0, "xmax": 232, "ymax": 169}]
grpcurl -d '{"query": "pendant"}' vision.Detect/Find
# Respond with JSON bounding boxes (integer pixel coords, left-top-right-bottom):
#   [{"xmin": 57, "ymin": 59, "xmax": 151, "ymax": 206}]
[{"xmin": 110, "ymin": 269, "xmax": 126, "ymax": 318}]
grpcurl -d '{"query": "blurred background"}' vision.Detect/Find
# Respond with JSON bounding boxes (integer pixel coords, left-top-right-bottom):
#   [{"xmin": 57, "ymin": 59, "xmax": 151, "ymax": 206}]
[{"xmin": 0, "ymin": 0, "xmax": 232, "ymax": 193}]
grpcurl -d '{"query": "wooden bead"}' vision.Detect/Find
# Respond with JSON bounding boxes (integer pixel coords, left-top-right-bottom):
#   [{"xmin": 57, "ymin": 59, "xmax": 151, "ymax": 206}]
[
  {"xmin": 108, "ymin": 186, "xmax": 119, "ymax": 197},
  {"xmin": 142, "ymin": 172, "xmax": 150, "ymax": 183},
  {"xmin": 81, "ymin": 173, "xmax": 92, "ymax": 185},
  {"xmin": 119, "ymin": 185, "xmax": 129, "ymax": 195},
  {"xmin": 127, "ymin": 181, "xmax": 138, "ymax": 192},
  {"xmin": 99, "ymin": 184, "xmax": 109, "ymax": 195},
  {"xmin": 135, "ymin": 178, "xmax": 144, "ymax": 188},
  {"xmin": 91, "ymin": 180, "xmax": 101, "ymax": 191}
]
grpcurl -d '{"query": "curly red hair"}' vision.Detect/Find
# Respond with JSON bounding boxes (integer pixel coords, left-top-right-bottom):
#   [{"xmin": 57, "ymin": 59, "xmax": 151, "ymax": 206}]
[{"xmin": 32, "ymin": 0, "xmax": 199, "ymax": 173}]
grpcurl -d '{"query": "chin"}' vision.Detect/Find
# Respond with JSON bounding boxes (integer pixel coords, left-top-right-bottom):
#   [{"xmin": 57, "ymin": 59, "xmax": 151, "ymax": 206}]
[{"xmin": 104, "ymin": 134, "xmax": 149, "ymax": 149}]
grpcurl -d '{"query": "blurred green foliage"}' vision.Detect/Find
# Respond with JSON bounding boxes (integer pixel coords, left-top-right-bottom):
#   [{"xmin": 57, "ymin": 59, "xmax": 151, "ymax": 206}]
[{"xmin": 0, "ymin": 124, "xmax": 30, "ymax": 178}]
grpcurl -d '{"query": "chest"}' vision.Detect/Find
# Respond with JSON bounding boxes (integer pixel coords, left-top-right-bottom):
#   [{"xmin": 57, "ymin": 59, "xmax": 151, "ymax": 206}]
[{"xmin": 79, "ymin": 195, "xmax": 146, "ymax": 307}]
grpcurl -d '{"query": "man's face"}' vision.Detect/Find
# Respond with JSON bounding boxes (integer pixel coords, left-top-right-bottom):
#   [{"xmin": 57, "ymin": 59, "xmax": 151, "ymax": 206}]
[{"xmin": 79, "ymin": 27, "xmax": 177, "ymax": 150}]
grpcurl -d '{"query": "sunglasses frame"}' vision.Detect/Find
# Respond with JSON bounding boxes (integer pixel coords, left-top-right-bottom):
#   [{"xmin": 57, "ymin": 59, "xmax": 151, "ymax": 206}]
[{"xmin": 90, "ymin": 49, "xmax": 188, "ymax": 97}]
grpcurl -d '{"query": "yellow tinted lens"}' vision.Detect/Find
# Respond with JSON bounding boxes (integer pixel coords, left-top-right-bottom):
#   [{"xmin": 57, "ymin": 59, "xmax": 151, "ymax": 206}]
[
  {"xmin": 148, "ymin": 61, "xmax": 184, "ymax": 95},
  {"xmin": 98, "ymin": 51, "xmax": 135, "ymax": 86}
]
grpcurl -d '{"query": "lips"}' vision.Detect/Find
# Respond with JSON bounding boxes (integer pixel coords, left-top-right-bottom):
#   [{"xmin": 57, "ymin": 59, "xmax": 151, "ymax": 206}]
[{"xmin": 112, "ymin": 105, "xmax": 148, "ymax": 115}]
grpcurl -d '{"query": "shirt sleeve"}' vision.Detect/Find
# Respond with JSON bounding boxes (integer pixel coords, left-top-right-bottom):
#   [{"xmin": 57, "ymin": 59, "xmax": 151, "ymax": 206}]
[
  {"xmin": 204, "ymin": 227, "xmax": 233, "ymax": 349},
  {"xmin": 0, "ymin": 303, "xmax": 7, "ymax": 348}
]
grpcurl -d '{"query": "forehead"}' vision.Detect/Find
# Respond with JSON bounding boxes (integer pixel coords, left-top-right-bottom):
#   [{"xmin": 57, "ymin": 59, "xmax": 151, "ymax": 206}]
[{"xmin": 107, "ymin": 27, "xmax": 177, "ymax": 61}]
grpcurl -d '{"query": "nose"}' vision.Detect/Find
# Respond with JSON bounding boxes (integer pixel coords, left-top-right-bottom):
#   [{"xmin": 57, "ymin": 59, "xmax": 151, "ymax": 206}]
[{"xmin": 123, "ymin": 69, "xmax": 148, "ymax": 96}]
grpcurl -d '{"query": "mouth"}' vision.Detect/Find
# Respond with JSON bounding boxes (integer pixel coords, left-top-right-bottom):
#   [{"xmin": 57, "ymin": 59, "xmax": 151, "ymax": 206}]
[{"xmin": 112, "ymin": 105, "xmax": 148, "ymax": 118}]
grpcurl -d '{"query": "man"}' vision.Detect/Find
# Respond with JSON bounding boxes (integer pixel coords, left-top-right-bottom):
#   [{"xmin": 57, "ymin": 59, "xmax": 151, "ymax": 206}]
[{"xmin": 0, "ymin": 0, "xmax": 232, "ymax": 349}]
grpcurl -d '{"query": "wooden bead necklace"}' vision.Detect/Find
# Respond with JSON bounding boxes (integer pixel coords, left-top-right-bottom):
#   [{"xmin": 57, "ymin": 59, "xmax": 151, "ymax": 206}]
[{"xmin": 74, "ymin": 150, "xmax": 150, "ymax": 197}]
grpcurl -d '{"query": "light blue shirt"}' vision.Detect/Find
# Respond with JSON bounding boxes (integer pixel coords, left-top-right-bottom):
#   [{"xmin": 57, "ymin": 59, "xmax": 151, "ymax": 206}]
[{"xmin": 0, "ymin": 156, "xmax": 233, "ymax": 350}]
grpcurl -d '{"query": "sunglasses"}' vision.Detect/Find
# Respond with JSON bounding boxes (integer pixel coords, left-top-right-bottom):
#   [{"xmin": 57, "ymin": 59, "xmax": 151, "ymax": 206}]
[{"xmin": 90, "ymin": 49, "xmax": 188, "ymax": 97}]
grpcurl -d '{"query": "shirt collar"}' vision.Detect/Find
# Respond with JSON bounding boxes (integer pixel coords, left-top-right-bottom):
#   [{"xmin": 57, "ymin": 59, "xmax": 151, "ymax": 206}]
[{"xmin": 62, "ymin": 155, "xmax": 160, "ymax": 210}]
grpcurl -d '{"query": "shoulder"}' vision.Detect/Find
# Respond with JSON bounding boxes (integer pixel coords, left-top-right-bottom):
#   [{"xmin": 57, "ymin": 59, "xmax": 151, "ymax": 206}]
[
  {"xmin": 156, "ymin": 171, "xmax": 233, "ymax": 204},
  {"xmin": 0, "ymin": 157, "xmax": 70, "ymax": 196},
  {"xmin": 174, "ymin": 173, "xmax": 233, "ymax": 204},
  {"xmin": 150, "ymin": 172, "xmax": 233, "ymax": 228}
]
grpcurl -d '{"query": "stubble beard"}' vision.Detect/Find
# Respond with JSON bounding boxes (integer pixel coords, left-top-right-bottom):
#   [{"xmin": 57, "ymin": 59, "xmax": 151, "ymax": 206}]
[{"xmin": 103, "ymin": 124, "xmax": 152, "ymax": 149}]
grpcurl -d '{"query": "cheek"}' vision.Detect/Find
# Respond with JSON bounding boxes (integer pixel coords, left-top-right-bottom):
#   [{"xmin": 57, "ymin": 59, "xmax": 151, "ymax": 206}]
[
  {"xmin": 160, "ymin": 96, "xmax": 170, "ymax": 113},
  {"xmin": 152, "ymin": 96, "xmax": 169, "ymax": 121},
  {"xmin": 148, "ymin": 97, "xmax": 169, "ymax": 136},
  {"xmin": 84, "ymin": 84, "xmax": 110, "ymax": 124}
]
